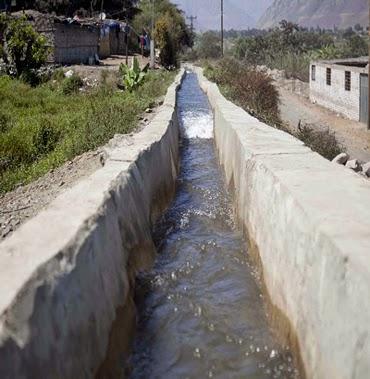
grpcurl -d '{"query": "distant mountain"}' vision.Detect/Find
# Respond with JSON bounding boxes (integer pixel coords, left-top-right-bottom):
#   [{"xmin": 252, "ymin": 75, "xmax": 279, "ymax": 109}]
[
  {"xmin": 174, "ymin": 0, "xmax": 273, "ymax": 30},
  {"xmin": 258, "ymin": 0, "xmax": 368, "ymax": 29}
]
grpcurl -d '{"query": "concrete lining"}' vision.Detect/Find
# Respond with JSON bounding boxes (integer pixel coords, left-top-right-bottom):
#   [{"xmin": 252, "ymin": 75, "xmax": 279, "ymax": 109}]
[
  {"xmin": 0, "ymin": 69, "xmax": 184, "ymax": 378},
  {"xmin": 195, "ymin": 67, "xmax": 370, "ymax": 379}
]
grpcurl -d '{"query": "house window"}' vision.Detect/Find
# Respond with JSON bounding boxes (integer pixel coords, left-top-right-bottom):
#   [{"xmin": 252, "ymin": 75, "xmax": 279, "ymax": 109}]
[
  {"xmin": 345, "ymin": 71, "xmax": 351, "ymax": 91},
  {"xmin": 326, "ymin": 68, "xmax": 331, "ymax": 86},
  {"xmin": 311, "ymin": 65, "xmax": 316, "ymax": 81}
]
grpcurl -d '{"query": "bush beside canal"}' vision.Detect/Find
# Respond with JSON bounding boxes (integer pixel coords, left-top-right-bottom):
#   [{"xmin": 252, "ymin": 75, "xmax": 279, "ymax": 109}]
[{"xmin": 203, "ymin": 58, "xmax": 345, "ymax": 161}]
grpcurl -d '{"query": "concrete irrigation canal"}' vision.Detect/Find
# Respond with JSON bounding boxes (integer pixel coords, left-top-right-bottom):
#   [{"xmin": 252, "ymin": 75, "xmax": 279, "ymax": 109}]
[
  {"xmin": 0, "ymin": 67, "xmax": 370, "ymax": 379},
  {"xmin": 129, "ymin": 72, "xmax": 299, "ymax": 378}
]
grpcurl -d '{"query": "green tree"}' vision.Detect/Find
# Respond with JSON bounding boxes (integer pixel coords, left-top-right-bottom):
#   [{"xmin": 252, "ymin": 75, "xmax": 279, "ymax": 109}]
[
  {"xmin": 344, "ymin": 35, "xmax": 367, "ymax": 57},
  {"xmin": 195, "ymin": 31, "xmax": 221, "ymax": 59},
  {"xmin": 154, "ymin": 14, "xmax": 176, "ymax": 68},
  {"xmin": 0, "ymin": 15, "xmax": 49, "ymax": 80},
  {"xmin": 134, "ymin": 0, "xmax": 191, "ymax": 67}
]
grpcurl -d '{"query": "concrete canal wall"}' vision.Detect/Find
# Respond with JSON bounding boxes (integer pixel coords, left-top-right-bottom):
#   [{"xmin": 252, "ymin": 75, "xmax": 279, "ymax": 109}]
[
  {"xmin": 0, "ymin": 70, "xmax": 184, "ymax": 378},
  {"xmin": 196, "ymin": 67, "xmax": 370, "ymax": 379}
]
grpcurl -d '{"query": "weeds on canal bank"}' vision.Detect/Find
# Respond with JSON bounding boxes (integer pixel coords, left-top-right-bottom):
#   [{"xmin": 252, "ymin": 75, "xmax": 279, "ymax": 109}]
[
  {"xmin": 203, "ymin": 58, "xmax": 283, "ymax": 129},
  {"xmin": 203, "ymin": 58, "xmax": 345, "ymax": 161},
  {"xmin": 0, "ymin": 69, "xmax": 175, "ymax": 193},
  {"xmin": 296, "ymin": 122, "xmax": 345, "ymax": 160}
]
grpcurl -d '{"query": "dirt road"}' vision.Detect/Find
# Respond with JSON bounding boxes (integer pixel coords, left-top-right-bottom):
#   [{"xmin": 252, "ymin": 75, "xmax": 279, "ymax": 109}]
[{"xmin": 279, "ymin": 88, "xmax": 370, "ymax": 162}]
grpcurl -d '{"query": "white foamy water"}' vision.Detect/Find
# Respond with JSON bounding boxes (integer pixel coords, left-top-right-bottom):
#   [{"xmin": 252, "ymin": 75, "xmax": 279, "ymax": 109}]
[{"xmin": 181, "ymin": 111, "xmax": 214, "ymax": 139}]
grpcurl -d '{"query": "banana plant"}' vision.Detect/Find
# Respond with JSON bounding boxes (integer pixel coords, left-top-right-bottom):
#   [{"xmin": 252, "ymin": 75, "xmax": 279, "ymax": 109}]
[{"xmin": 119, "ymin": 57, "xmax": 149, "ymax": 92}]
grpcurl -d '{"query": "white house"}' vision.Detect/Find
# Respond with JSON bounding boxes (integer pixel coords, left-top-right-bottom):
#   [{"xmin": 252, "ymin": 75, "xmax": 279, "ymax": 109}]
[{"xmin": 309, "ymin": 57, "xmax": 368, "ymax": 124}]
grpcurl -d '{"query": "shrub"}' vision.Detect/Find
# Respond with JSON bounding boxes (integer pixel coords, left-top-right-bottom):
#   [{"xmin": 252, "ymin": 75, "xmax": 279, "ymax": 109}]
[
  {"xmin": 119, "ymin": 57, "xmax": 149, "ymax": 91},
  {"xmin": 204, "ymin": 58, "xmax": 282, "ymax": 128},
  {"xmin": 0, "ymin": 15, "xmax": 49, "ymax": 82},
  {"xmin": 33, "ymin": 118, "xmax": 61, "ymax": 156},
  {"xmin": 0, "ymin": 110, "xmax": 10, "ymax": 133},
  {"xmin": 51, "ymin": 68, "xmax": 65, "ymax": 82},
  {"xmin": 296, "ymin": 122, "xmax": 345, "ymax": 160},
  {"xmin": 61, "ymin": 74, "xmax": 83, "ymax": 95},
  {"xmin": 154, "ymin": 14, "xmax": 177, "ymax": 68},
  {"xmin": 195, "ymin": 31, "xmax": 222, "ymax": 59}
]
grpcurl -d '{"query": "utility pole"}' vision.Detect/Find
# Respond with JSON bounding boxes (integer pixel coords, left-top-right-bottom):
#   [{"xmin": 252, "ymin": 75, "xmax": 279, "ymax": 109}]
[
  {"xmin": 187, "ymin": 15, "xmax": 197, "ymax": 49},
  {"xmin": 150, "ymin": 0, "xmax": 155, "ymax": 69},
  {"xmin": 187, "ymin": 15, "xmax": 197, "ymax": 35},
  {"xmin": 221, "ymin": 0, "xmax": 224, "ymax": 57}
]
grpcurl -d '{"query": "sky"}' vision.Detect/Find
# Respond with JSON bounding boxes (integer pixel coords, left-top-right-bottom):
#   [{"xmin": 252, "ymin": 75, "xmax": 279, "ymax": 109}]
[{"xmin": 173, "ymin": 0, "xmax": 273, "ymax": 31}]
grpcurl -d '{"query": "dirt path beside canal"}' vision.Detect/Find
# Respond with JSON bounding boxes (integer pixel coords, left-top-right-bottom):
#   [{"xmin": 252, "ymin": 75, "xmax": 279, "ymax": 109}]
[{"xmin": 279, "ymin": 87, "xmax": 370, "ymax": 162}]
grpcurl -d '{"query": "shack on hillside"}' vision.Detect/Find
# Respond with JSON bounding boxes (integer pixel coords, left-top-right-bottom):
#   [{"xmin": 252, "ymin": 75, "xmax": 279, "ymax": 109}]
[{"xmin": 12, "ymin": 10, "xmax": 100, "ymax": 65}]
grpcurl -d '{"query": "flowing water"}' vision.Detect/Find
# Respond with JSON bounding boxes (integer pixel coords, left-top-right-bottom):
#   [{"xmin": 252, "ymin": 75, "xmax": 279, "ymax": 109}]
[{"xmin": 128, "ymin": 72, "xmax": 299, "ymax": 379}]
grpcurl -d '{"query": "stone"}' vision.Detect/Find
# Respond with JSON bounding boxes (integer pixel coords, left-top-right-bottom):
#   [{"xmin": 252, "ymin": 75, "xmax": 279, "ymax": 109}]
[
  {"xmin": 64, "ymin": 70, "xmax": 74, "ymax": 78},
  {"xmin": 99, "ymin": 153, "xmax": 106, "ymax": 167},
  {"xmin": 332, "ymin": 153, "xmax": 349, "ymax": 165},
  {"xmin": 345, "ymin": 159, "xmax": 361, "ymax": 172},
  {"xmin": 362, "ymin": 162, "xmax": 370, "ymax": 177},
  {"xmin": 1, "ymin": 225, "xmax": 12, "ymax": 238}
]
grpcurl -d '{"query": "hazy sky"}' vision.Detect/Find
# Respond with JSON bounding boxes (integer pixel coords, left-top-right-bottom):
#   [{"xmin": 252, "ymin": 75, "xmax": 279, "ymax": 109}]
[{"xmin": 174, "ymin": 0, "xmax": 273, "ymax": 30}]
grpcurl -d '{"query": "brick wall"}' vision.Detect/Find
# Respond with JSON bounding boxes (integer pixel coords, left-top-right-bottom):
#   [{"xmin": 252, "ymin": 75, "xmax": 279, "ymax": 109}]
[
  {"xmin": 310, "ymin": 63, "xmax": 361, "ymax": 121},
  {"xmin": 54, "ymin": 24, "xmax": 99, "ymax": 64}
]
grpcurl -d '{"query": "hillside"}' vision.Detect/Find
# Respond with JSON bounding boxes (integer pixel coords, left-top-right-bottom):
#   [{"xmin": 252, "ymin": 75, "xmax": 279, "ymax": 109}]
[
  {"xmin": 175, "ymin": 0, "xmax": 273, "ymax": 30},
  {"xmin": 258, "ymin": 0, "xmax": 368, "ymax": 29}
]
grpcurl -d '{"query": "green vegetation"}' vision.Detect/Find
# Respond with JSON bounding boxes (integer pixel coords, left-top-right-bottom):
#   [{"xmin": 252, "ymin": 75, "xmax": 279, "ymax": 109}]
[
  {"xmin": 0, "ymin": 15, "xmax": 49, "ymax": 84},
  {"xmin": 133, "ymin": 0, "xmax": 192, "ymax": 68},
  {"xmin": 204, "ymin": 58, "xmax": 282, "ymax": 128},
  {"xmin": 119, "ymin": 56, "xmax": 149, "ymax": 91},
  {"xmin": 0, "ymin": 69, "xmax": 175, "ymax": 193},
  {"xmin": 296, "ymin": 123, "xmax": 345, "ymax": 161},
  {"xmin": 61, "ymin": 73, "xmax": 84, "ymax": 95},
  {"xmin": 193, "ymin": 31, "xmax": 222, "ymax": 60},
  {"xmin": 203, "ymin": 58, "xmax": 345, "ymax": 161},
  {"xmin": 230, "ymin": 21, "xmax": 368, "ymax": 82}
]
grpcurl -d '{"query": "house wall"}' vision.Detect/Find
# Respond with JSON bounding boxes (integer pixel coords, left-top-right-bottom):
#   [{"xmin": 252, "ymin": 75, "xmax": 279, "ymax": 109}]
[
  {"xmin": 99, "ymin": 34, "xmax": 111, "ymax": 59},
  {"xmin": 109, "ymin": 31, "xmax": 127, "ymax": 55},
  {"xmin": 54, "ymin": 24, "xmax": 99, "ymax": 64},
  {"xmin": 309, "ymin": 62, "xmax": 363, "ymax": 121}
]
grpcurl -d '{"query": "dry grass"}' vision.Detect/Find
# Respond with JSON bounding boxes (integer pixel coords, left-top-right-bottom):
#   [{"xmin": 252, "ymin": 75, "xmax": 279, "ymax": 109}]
[
  {"xmin": 296, "ymin": 122, "xmax": 346, "ymax": 160},
  {"xmin": 204, "ymin": 58, "xmax": 282, "ymax": 128}
]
